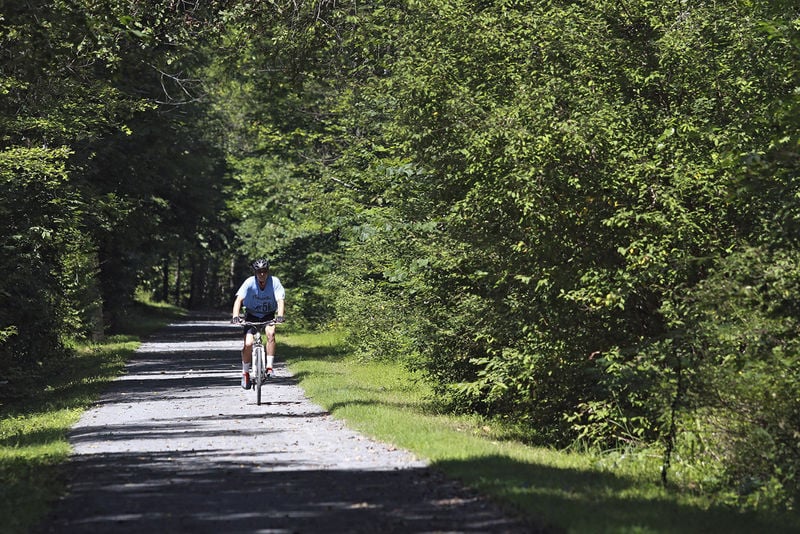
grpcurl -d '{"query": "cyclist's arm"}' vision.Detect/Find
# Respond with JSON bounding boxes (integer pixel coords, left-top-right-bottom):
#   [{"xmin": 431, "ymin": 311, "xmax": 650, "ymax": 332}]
[
  {"xmin": 232, "ymin": 294, "xmax": 245, "ymax": 319},
  {"xmin": 276, "ymin": 298, "xmax": 285, "ymax": 318}
]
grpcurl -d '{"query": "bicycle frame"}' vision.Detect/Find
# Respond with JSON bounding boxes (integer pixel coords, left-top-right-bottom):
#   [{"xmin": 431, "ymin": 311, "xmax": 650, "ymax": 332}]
[{"xmin": 240, "ymin": 320, "xmax": 277, "ymax": 405}]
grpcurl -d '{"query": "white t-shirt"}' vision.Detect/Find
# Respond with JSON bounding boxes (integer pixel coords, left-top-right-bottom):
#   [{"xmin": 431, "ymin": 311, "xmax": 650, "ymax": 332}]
[{"xmin": 236, "ymin": 275, "xmax": 285, "ymax": 318}]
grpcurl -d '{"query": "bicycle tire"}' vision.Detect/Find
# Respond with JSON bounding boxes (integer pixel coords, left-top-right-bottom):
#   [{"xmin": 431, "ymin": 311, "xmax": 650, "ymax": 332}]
[{"xmin": 254, "ymin": 344, "xmax": 264, "ymax": 405}]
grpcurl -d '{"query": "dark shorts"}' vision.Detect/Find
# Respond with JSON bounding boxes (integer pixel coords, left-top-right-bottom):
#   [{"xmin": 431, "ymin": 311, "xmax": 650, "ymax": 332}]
[{"xmin": 243, "ymin": 312, "xmax": 276, "ymax": 335}]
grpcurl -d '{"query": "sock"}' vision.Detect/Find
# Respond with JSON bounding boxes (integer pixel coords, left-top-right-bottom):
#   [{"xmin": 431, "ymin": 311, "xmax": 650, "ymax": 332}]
[
  {"xmin": 267, "ymin": 355, "xmax": 274, "ymax": 369},
  {"xmin": 242, "ymin": 362, "xmax": 251, "ymax": 373}
]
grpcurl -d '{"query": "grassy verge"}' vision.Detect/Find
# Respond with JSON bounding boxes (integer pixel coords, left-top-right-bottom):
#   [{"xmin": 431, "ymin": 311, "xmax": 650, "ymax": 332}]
[
  {"xmin": 282, "ymin": 329, "xmax": 800, "ymax": 534},
  {"xmin": 0, "ymin": 300, "xmax": 185, "ymax": 534}
]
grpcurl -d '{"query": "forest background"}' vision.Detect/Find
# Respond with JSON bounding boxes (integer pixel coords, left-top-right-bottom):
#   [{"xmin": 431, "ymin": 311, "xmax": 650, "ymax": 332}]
[{"xmin": 2, "ymin": 0, "xmax": 799, "ymax": 513}]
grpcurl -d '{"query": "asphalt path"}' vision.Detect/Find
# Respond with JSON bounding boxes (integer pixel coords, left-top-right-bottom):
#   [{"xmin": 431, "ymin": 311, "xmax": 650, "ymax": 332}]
[{"xmin": 38, "ymin": 314, "xmax": 534, "ymax": 533}]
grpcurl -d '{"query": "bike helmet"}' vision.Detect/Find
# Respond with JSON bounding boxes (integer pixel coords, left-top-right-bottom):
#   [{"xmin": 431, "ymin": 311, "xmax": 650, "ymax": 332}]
[{"xmin": 252, "ymin": 258, "xmax": 270, "ymax": 271}]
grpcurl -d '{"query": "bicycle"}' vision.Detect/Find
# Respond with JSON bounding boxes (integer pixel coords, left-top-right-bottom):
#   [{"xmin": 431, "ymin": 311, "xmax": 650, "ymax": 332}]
[{"xmin": 238, "ymin": 319, "xmax": 279, "ymax": 405}]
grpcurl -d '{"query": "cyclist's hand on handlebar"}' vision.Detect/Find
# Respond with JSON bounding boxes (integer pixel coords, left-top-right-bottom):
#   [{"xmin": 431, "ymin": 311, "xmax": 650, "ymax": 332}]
[
  {"xmin": 231, "ymin": 316, "xmax": 242, "ymax": 324},
  {"xmin": 275, "ymin": 316, "xmax": 285, "ymax": 324}
]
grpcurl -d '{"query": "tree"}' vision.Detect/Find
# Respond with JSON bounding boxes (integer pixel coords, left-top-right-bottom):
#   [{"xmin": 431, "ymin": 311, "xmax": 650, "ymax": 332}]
[
  {"xmin": 0, "ymin": 0, "xmax": 234, "ymax": 393},
  {"xmin": 214, "ymin": 0, "xmax": 800, "ymax": 507}
]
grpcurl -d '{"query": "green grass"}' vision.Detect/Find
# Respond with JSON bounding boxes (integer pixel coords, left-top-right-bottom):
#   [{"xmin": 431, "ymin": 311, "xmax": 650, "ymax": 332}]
[
  {"xmin": 282, "ymin": 330, "xmax": 800, "ymax": 534},
  {"xmin": 0, "ymin": 301, "xmax": 184, "ymax": 534}
]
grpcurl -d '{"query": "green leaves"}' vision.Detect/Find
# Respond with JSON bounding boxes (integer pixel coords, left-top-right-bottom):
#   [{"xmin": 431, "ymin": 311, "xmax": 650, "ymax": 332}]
[
  {"xmin": 1, "ymin": 1, "xmax": 236, "ymax": 389},
  {"xmin": 141, "ymin": 0, "xmax": 800, "ymax": 508},
  {"xmin": 0, "ymin": 145, "xmax": 78, "ymax": 388}
]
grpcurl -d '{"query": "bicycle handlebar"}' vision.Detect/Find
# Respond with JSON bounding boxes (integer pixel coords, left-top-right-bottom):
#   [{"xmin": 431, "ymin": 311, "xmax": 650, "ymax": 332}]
[{"xmin": 236, "ymin": 319, "xmax": 281, "ymax": 328}]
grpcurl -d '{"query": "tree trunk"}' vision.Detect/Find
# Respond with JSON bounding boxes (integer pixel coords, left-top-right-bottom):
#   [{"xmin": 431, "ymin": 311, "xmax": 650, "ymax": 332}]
[
  {"xmin": 174, "ymin": 252, "xmax": 182, "ymax": 306},
  {"xmin": 161, "ymin": 256, "xmax": 170, "ymax": 302}
]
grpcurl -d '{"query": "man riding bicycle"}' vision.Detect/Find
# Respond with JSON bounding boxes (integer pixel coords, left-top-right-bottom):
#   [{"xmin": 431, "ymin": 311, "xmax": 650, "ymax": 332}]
[{"xmin": 231, "ymin": 258, "xmax": 285, "ymax": 389}]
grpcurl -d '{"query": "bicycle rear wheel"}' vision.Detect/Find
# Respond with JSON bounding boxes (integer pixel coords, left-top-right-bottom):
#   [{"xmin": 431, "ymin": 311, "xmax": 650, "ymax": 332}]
[{"xmin": 253, "ymin": 344, "xmax": 264, "ymax": 405}]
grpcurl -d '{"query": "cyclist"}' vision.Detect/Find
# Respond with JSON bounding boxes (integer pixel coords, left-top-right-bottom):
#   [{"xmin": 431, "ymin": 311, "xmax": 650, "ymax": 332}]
[{"xmin": 231, "ymin": 258, "xmax": 285, "ymax": 389}]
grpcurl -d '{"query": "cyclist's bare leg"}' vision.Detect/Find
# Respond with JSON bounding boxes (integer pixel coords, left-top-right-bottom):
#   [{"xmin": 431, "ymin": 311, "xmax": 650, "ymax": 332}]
[
  {"xmin": 239, "ymin": 331, "xmax": 256, "ymax": 388},
  {"xmin": 242, "ymin": 332, "xmax": 255, "ymax": 364}
]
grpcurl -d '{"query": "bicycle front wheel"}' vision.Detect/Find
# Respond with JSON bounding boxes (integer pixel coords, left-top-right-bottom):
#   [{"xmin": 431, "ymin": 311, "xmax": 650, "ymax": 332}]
[{"xmin": 253, "ymin": 344, "xmax": 264, "ymax": 405}]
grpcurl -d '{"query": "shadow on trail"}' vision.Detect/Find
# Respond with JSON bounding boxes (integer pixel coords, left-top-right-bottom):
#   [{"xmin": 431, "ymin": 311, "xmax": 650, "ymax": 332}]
[
  {"xmin": 90, "ymin": 318, "xmax": 299, "ymax": 406},
  {"xmin": 142, "ymin": 322, "xmax": 239, "ymax": 343},
  {"xmin": 40, "ymin": 451, "xmax": 535, "ymax": 534},
  {"xmin": 68, "ymin": 421, "xmax": 285, "ymax": 443},
  {"xmin": 91, "ymin": 370, "xmax": 300, "ymax": 406}
]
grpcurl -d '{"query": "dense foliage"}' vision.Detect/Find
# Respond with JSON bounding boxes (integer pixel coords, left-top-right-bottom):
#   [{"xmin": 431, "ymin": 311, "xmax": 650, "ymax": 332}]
[
  {"xmin": 0, "ymin": 0, "xmax": 232, "ymax": 393},
  {"xmin": 3, "ymin": 0, "xmax": 799, "ymax": 512},
  {"xmin": 206, "ymin": 0, "xmax": 800, "ymax": 510}
]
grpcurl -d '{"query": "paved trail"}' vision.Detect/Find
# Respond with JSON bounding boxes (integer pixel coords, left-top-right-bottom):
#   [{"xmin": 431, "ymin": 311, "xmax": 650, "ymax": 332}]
[{"xmin": 39, "ymin": 314, "xmax": 533, "ymax": 533}]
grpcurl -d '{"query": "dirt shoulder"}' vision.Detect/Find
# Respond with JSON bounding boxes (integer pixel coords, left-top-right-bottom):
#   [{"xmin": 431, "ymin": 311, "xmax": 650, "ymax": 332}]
[{"xmin": 38, "ymin": 315, "xmax": 535, "ymax": 533}]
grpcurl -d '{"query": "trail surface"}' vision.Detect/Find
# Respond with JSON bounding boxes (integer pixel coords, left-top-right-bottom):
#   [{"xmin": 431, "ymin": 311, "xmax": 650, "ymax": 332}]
[{"xmin": 39, "ymin": 314, "xmax": 532, "ymax": 533}]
